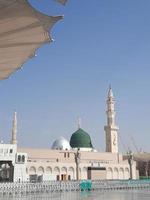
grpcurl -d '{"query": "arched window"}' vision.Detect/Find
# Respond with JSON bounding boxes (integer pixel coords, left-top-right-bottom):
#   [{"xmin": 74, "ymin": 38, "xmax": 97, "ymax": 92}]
[
  {"xmin": 119, "ymin": 168, "xmax": 124, "ymax": 179},
  {"xmin": 46, "ymin": 167, "xmax": 52, "ymax": 174},
  {"xmin": 61, "ymin": 167, "xmax": 67, "ymax": 174},
  {"xmin": 29, "ymin": 166, "xmax": 36, "ymax": 175},
  {"xmin": 22, "ymin": 155, "xmax": 25, "ymax": 162},
  {"xmin": 68, "ymin": 167, "xmax": 75, "ymax": 180},
  {"xmin": 38, "ymin": 166, "xmax": 44, "ymax": 175},
  {"xmin": 114, "ymin": 167, "xmax": 119, "ymax": 179},
  {"xmin": 107, "ymin": 167, "xmax": 113, "ymax": 179},
  {"xmin": 125, "ymin": 168, "xmax": 130, "ymax": 179},
  {"xmin": 18, "ymin": 155, "xmax": 21, "ymax": 162}
]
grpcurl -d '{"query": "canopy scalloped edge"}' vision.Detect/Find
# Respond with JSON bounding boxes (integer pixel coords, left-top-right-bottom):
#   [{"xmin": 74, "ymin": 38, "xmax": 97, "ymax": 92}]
[{"xmin": 0, "ymin": 0, "xmax": 63, "ymax": 80}]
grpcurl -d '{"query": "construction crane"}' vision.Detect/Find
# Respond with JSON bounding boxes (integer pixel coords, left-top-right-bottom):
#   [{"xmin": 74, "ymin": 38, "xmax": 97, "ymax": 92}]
[{"xmin": 130, "ymin": 136, "xmax": 142, "ymax": 153}]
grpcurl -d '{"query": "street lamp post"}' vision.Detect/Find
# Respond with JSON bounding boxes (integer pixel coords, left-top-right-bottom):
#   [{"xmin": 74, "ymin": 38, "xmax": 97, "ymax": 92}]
[
  {"xmin": 75, "ymin": 148, "xmax": 80, "ymax": 181},
  {"xmin": 127, "ymin": 150, "xmax": 133, "ymax": 180}
]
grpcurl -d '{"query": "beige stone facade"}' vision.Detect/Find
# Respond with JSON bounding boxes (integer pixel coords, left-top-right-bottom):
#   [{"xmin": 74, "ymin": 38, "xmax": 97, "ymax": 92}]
[{"xmin": 17, "ymin": 148, "xmax": 137, "ymax": 181}]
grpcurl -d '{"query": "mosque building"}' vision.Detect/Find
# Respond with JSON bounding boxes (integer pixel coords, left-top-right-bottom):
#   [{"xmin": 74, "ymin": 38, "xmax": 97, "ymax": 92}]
[{"xmin": 0, "ymin": 88, "xmax": 138, "ymax": 182}]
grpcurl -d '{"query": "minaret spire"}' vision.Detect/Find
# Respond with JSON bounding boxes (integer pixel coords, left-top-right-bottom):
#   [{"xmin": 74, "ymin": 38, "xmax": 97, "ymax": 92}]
[
  {"xmin": 77, "ymin": 117, "xmax": 81, "ymax": 129},
  {"xmin": 104, "ymin": 87, "xmax": 119, "ymax": 153},
  {"xmin": 11, "ymin": 111, "xmax": 17, "ymax": 145},
  {"xmin": 107, "ymin": 86, "xmax": 115, "ymax": 126},
  {"xmin": 108, "ymin": 84, "xmax": 113, "ymax": 98}
]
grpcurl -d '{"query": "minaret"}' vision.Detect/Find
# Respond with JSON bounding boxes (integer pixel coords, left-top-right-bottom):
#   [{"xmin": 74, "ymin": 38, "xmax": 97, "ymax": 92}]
[
  {"xmin": 104, "ymin": 86, "xmax": 119, "ymax": 153},
  {"xmin": 11, "ymin": 112, "xmax": 17, "ymax": 145}
]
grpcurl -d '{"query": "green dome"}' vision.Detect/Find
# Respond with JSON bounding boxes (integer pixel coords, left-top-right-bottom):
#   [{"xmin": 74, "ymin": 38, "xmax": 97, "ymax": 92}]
[{"xmin": 70, "ymin": 128, "xmax": 93, "ymax": 148}]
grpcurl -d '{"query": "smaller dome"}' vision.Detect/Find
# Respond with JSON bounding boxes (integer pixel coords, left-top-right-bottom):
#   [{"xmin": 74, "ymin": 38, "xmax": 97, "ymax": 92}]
[{"xmin": 52, "ymin": 137, "xmax": 71, "ymax": 150}]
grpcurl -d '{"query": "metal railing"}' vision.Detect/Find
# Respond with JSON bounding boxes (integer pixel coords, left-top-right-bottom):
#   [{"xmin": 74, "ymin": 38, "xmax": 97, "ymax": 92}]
[{"xmin": 0, "ymin": 180, "xmax": 150, "ymax": 196}]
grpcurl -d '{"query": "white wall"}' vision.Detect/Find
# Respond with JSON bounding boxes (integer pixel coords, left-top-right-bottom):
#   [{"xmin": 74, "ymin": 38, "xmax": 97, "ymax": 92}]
[{"xmin": 13, "ymin": 164, "xmax": 27, "ymax": 182}]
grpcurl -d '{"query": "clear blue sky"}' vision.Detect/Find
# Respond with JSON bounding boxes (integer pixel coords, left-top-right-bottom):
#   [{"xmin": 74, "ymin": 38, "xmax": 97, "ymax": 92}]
[{"xmin": 1, "ymin": 0, "xmax": 150, "ymax": 152}]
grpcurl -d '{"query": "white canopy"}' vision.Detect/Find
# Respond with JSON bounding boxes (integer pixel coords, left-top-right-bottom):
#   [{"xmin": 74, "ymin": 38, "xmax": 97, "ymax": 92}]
[{"xmin": 0, "ymin": 0, "xmax": 63, "ymax": 80}]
